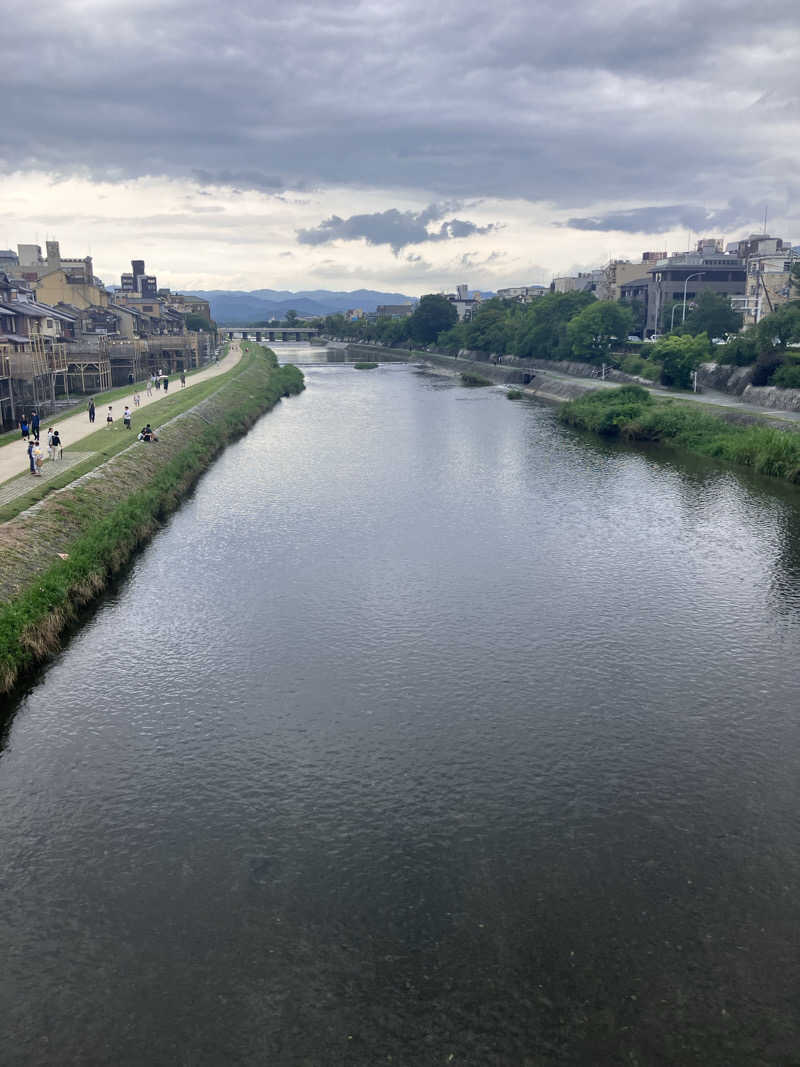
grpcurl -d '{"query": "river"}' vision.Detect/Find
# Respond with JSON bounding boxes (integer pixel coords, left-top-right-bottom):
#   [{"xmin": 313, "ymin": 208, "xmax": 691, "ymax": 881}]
[{"xmin": 1, "ymin": 346, "xmax": 799, "ymax": 1065}]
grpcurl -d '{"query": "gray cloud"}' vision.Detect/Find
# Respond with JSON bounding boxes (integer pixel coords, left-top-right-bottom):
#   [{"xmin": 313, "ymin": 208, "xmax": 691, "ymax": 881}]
[
  {"xmin": 0, "ymin": 0, "xmax": 798, "ymax": 226},
  {"xmin": 297, "ymin": 204, "xmax": 497, "ymax": 253},
  {"xmin": 193, "ymin": 169, "xmax": 287, "ymax": 191},
  {"xmin": 563, "ymin": 200, "xmax": 772, "ymax": 234}
]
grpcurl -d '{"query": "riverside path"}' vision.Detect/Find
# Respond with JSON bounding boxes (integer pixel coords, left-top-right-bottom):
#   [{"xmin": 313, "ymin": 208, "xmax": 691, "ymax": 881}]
[{"xmin": 0, "ymin": 343, "xmax": 243, "ymax": 488}]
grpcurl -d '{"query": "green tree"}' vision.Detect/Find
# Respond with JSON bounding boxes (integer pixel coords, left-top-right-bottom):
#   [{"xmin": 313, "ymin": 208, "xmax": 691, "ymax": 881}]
[
  {"xmin": 408, "ymin": 294, "xmax": 457, "ymax": 344},
  {"xmin": 437, "ymin": 321, "xmax": 470, "ymax": 353},
  {"xmin": 464, "ymin": 301, "xmax": 514, "ymax": 354},
  {"xmin": 681, "ymin": 291, "xmax": 742, "ymax": 338},
  {"xmin": 619, "ymin": 297, "xmax": 645, "ymax": 337},
  {"xmin": 567, "ymin": 301, "xmax": 633, "ymax": 362},
  {"xmin": 377, "ymin": 317, "xmax": 410, "ymax": 345},
  {"xmin": 756, "ymin": 302, "xmax": 800, "ymax": 353},
  {"xmin": 513, "ymin": 291, "xmax": 595, "ymax": 360},
  {"xmin": 652, "ymin": 333, "xmax": 712, "ymax": 388},
  {"xmin": 285, "ymin": 309, "xmax": 299, "ymax": 326},
  {"xmin": 719, "ymin": 331, "xmax": 757, "ymax": 366},
  {"xmin": 184, "ymin": 312, "xmax": 213, "ymax": 332}
]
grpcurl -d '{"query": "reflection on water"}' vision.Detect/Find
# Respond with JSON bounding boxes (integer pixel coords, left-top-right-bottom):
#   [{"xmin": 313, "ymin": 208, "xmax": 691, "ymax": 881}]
[{"xmin": 1, "ymin": 363, "xmax": 800, "ymax": 1065}]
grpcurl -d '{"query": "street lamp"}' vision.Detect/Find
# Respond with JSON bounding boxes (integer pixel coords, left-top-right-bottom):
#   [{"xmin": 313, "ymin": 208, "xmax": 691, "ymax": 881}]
[
  {"xmin": 682, "ymin": 272, "xmax": 705, "ymax": 322},
  {"xmin": 670, "ymin": 303, "xmax": 682, "ymax": 331}
]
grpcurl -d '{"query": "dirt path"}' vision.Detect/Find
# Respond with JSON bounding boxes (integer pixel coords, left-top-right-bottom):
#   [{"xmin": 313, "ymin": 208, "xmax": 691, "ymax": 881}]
[{"xmin": 0, "ymin": 343, "xmax": 242, "ymax": 486}]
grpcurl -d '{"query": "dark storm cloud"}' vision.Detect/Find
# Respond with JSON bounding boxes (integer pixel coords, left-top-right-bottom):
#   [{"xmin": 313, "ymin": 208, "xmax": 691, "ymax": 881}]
[
  {"xmin": 297, "ymin": 204, "xmax": 497, "ymax": 252},
  {"xmin": 1, "ymin": 0, "xmax": 799, "ymax": 216}
]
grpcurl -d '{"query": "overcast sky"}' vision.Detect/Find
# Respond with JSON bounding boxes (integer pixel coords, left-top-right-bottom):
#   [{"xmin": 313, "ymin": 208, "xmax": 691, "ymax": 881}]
[{"xmin": 1, "ymin": 0, "xmax": 798, "ymax": 294}]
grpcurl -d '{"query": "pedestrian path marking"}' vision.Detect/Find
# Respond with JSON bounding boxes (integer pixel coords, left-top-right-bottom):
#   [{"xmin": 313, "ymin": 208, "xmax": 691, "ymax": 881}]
[{"xmin": 0, "ymin": 452, "xmax": 96, "ymax": 507}]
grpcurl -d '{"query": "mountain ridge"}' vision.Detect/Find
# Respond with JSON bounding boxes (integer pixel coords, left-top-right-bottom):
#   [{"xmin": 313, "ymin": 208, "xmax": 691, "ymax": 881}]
[{"xmin": 187, "ymin": 288, "xmax": 417, "ymax": 324}]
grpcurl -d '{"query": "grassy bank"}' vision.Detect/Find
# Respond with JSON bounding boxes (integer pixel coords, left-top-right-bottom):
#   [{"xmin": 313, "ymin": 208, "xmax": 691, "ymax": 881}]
[
  {"xmin": 0, "ymin": 352, "xmax": 241, "ymax": 524},
  {"xmin": 0, "ymin": 349, "xmax": 222, "ymax": 451},
  {"xmin": 560, "ymin": 385, "xmax": 800, "ymax": 482},
  {"xmin": 0, "ymin": 344, "xmax": 302, "ymax": 693}
]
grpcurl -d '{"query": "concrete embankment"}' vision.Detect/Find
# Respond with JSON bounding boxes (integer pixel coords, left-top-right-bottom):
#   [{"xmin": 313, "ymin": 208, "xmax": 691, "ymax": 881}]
[{"xmin": 0, "ymin": 345, "xmax": 303, "ymax": 694}]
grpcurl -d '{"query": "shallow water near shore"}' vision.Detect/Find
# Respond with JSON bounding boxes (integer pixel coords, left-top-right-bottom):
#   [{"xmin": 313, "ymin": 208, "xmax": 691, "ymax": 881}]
[{"xmin": 1, "ymin": 347, "xmax": 799, "ymax": 1064}]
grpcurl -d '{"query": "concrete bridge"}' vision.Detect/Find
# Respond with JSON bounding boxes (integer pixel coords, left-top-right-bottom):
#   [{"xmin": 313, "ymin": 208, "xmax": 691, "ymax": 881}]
[{"xmin": 222, "ymin": 326, "xmax": 321, "ymax": 343}]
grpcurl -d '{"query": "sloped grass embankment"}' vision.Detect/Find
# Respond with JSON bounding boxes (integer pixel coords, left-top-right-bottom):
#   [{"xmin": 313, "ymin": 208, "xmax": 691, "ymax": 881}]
[
  {"xmin": 560, "ymin": 385, "xmax": 800, "ymax": 482},
  {"xmin": 0, "ymin": 345, "xmax": 303, "ymax": 693}
]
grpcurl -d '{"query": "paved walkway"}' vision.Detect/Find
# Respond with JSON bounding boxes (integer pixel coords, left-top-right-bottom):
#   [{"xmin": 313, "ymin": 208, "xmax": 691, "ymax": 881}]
[
  {"xmin": 528, "ymin": 365, "xmax": 800, "ymax": 424},
  {"xmin": 0, "ymin": 452, "xmax": 96, "ymax": 506},
  {"xmin": 0, "ymin": 342, "xmax": 242, "ymax": 487}
]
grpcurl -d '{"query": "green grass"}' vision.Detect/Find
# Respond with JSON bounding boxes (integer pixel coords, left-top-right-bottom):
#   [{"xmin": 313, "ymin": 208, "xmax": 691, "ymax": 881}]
[
  {"xmin": 618, "ymin": 353, "xmax": 662, "ymax": 381},
  {"xmin": 506, "ymin": 389, "xmax": 524, "ymax": 400},
  {"xmin": 353, "ymin": 362, "xmax": 379, "ymax": 370},
  {"xmin": 0, "ymin": 343, "xmax": 303, "ymax": 691},
  {"xmin": 0, "ymin": 347, "xmax": 221, "ymax": 450},
  {"xmin": 0, "ymin": 352, "xmax": 238, "ymax": 524},
  {"xmin": 460, "ymin": 372, "xmax": 493, "ymax": 387},
  {"xmin": 559, "ymin": 385, "xmax": 800, "ymax": 482}
]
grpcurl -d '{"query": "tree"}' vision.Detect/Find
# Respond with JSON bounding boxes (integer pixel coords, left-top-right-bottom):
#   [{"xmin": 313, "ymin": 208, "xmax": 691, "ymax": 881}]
[
  {"xmin": 756, "ymin": 302, "xmax": 800, "ymax": 353},
  {"xmin": 285, "ymin": 309, "xmax": 299, "ymax": 326},
  {"xmin": 408, "ymin": 294, "xmax": 457, "ymax": 344},
  {"xmin": 651, "ymin": 333, "xmax": 712, "ymax": 388},
  {"xmin": 567, "ymin": 301, "xmax": 633, "ymax": 362},
  {"xmin": 437, "ymin": 321, "xmax": 469, "ymax": 353},
  {"xmin": 463, "ymin": 302, "xmax": 514, "ymax": 354},
  {"xmin": 681, "ymin": 291, "xmax": 742, "ymax": 338},
  {"xmin": 620, "ymin": 297, "xmax": 645, "ymax": 337},
  {"xmin": 184, "ymin": 312, "xmax": 213, "ymax": 332},
  {"xmin": 513, "ymin": 291, "xmax": 595, "ymax": 360}
]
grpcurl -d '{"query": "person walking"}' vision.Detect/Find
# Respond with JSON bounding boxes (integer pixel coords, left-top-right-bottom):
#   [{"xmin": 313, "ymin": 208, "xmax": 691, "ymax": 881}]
[
  {"xmin": 163, "ymin": 375, "xmax": 169, "ymax": 393},
  {"xmin": 52, "ymin": 428, "xmax": 62, "ymax": 459},
  {"xmin": 133, "ymin": 391, "xmax": 141, "ymax": 408},
  {"xmin": 31, "ymin": 410, "xmax": 40, "ymax": 439},
  {"xmin": 27, "ymin": 437, "xmax": 36, "ymax": 474},
  {"xmin": 107, "ymin": 406, "xmax": 114, "ymax": 428},
  {"xmin": 19, "ymin": 415, "xmax": 29, "ymax": 440},
  {"xmin": 47, "ymin": 427, "xmax": 55, "ymax": 461},
  {"xmin": 123, "ymin": 405, "xmax": 132, "ymax": 430},
  {"xmin": 88, "ymin": 398, "xmax": 96, "ymax": 423},
  {"xmin": 33, "ymin": 439, "xmax": 44, "ymax": 476},
  {"xmin": 155, "ymin": 374, "xmax": 161, "ymax": 390},
  {"xmin": 180, "ymin": 370, "xmax": 186, "ymax": 388},
  {"xmin": 146, "ymin": 376, "xmax": 153, "ymax": 397}
]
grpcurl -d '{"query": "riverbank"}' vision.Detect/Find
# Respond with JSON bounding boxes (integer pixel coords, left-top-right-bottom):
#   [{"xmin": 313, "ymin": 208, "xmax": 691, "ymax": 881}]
[
  {"xmin": 0, "ymin": 344, "xmax": 303, "ymax": 694},
  {"xmin": 560, "ymin": 385, "xmax": 800, "ymax": 483}
]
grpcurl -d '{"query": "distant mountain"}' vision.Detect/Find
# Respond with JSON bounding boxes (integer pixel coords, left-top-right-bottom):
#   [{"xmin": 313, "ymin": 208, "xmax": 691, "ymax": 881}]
[{"xmin": 187, "ymin": 288, "xmax": 417, "ymax": 324}]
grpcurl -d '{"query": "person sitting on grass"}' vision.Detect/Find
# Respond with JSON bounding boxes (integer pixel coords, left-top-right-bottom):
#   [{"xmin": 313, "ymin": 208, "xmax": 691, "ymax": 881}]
[{"xmin": 138, "ymin": 424, "xmax": 159, "ymax": 442}]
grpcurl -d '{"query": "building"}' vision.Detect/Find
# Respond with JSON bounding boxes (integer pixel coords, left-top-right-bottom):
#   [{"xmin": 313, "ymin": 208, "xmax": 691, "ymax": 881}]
[
  {"xmin": 620, "ymin": 247, "xmax": 747, "ymax": 334},
  {"xmin": 553, "ymin": 270, "xmax": 607, "ymax": 296},
  {"xmin": 120, "ymin": 259, "xmax": 158, "ymax": 297},
  {"xmin": 34, "ymin": 267, "xmax": 110, "ymax": 311},
  {"xmin": 15, "ymin": 241, "xmax": 94, "ymax": 286},
  {"xmin": 602, "ymin": 254, "xmax": 666, "ymax": 302},
  {"xmin": 376, "ymin": 304, "xmax": 415, "ymax": 319},
  {"xmin": 496, "ymin": 285, "xmax": 548, "ymax": 303},
  {"xmin": 443, "ymin": 285, "xmax": 481, "ymax": 321},
  {"xmin": 738, "ymin": 236, "xmax": 798, "ymax": 325}
]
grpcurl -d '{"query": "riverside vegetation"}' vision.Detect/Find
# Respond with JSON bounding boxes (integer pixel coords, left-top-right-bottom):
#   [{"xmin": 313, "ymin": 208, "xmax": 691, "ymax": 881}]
[
  {"xmin": 560, "ymin": 385, "xmax": 800, "ymax": 482},
  {"xmin": 319, "ymin": 286, "xmax": 800, "ymax": 390},
  {"xmin": 0, "ymin": 343, "xmax": 303, "ymax": 693}
]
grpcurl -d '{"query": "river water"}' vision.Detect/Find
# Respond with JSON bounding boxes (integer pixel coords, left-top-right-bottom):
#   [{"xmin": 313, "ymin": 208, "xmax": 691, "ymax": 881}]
[{"xmin": 1, "ymin": 347, "xmax": 799, "ymax": 1065}]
